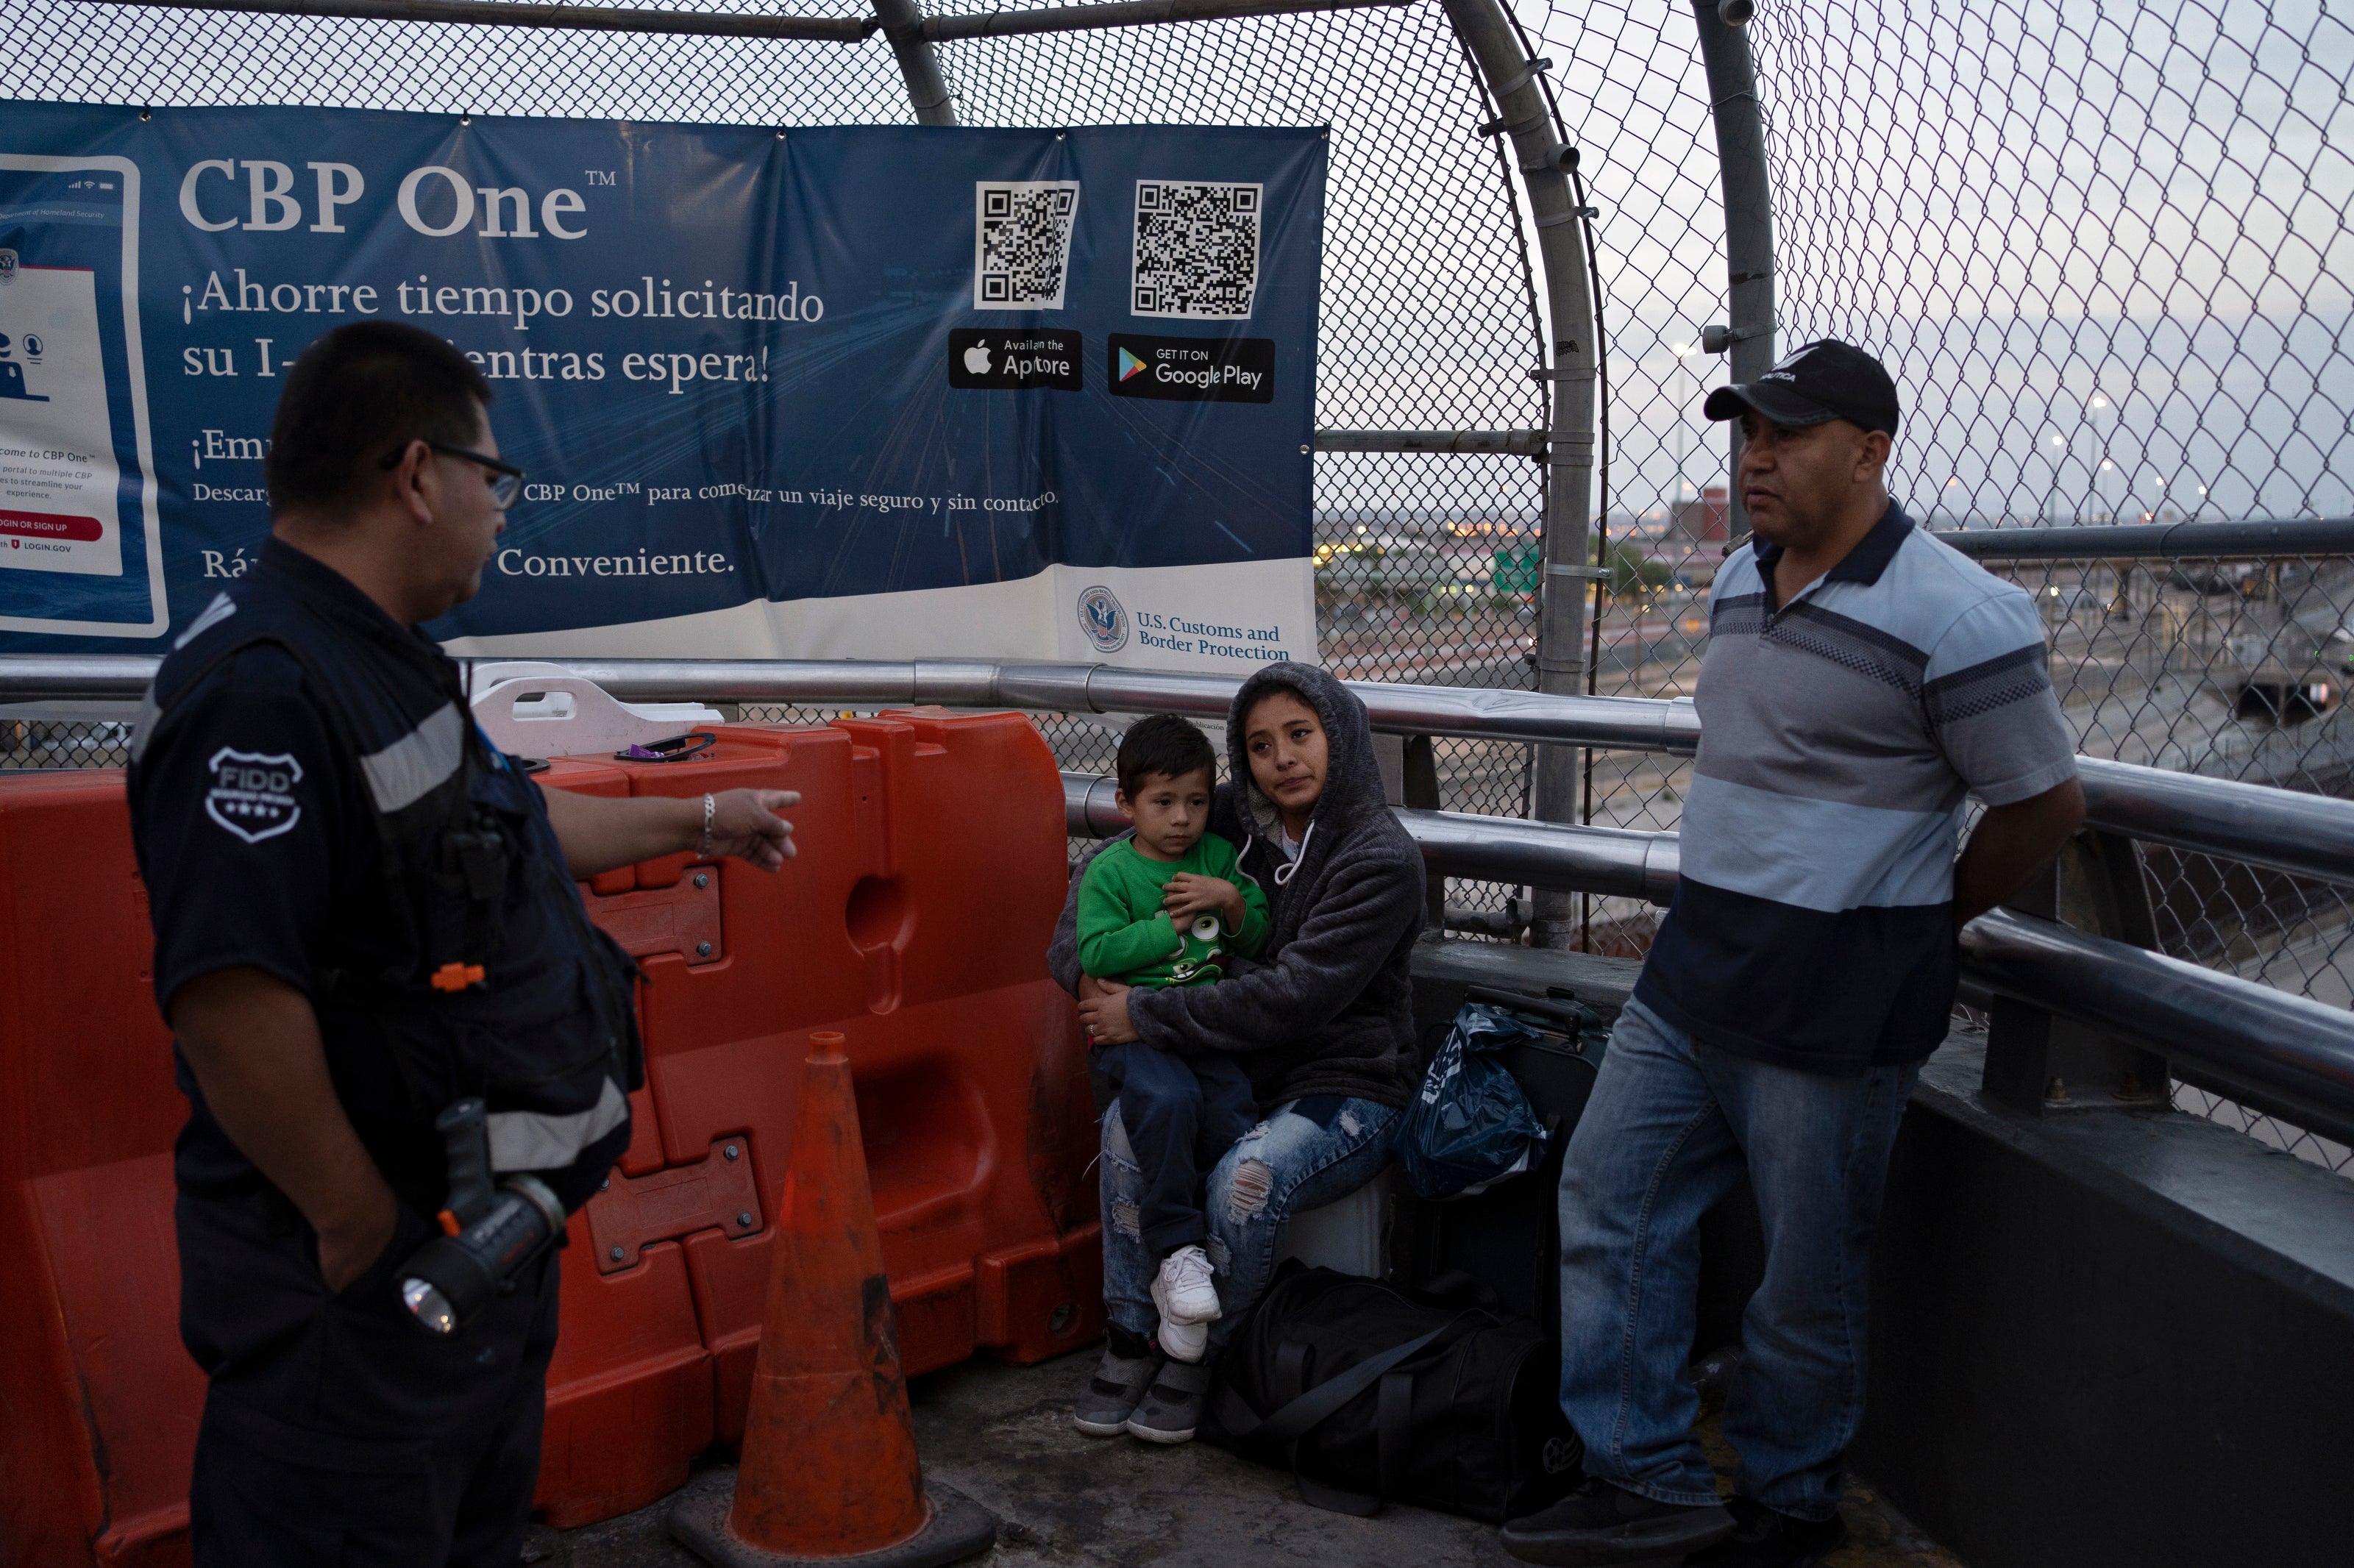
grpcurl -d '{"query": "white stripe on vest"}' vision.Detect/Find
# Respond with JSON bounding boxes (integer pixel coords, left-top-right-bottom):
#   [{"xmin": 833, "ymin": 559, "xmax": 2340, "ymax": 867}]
[
  {"xmin": 360, "ymin": 699, "xmax": 465, "ymax": 813},
  {"xmin": 487, "ymin": 1076, "xmax": 630, "ymax": 1172}
]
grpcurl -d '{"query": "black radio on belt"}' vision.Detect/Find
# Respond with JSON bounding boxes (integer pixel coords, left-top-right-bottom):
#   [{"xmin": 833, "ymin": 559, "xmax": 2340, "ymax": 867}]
[{"xmin": 396, "ymin": 1099, "xmax": 566, "ymax": 1336}]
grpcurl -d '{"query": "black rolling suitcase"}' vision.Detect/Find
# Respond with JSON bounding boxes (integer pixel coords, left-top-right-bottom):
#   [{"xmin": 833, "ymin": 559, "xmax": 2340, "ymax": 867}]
[{"xmin": 1398, "ymin": 986, "xmax": 1607, "ymax": 1328}]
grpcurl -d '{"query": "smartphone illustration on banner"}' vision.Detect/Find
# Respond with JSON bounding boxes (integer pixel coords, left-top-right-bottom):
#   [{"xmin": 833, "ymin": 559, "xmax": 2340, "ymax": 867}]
[{"xmin": 0, "ymin": 154, "xmax": 167, "ymax": 638}]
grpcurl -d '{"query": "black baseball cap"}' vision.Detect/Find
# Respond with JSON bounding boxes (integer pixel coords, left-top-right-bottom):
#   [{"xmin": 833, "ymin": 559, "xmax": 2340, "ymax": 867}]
[{"xmin": 1702, "ymin": 338, "xmax": 1900, "ymax": 438}]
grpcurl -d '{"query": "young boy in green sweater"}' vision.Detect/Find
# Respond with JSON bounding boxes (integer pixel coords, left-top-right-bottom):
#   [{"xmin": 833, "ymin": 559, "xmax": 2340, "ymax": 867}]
[{"xmin": 1076, "ymin": 715, "xmax": 1269, "ymax": 1366}]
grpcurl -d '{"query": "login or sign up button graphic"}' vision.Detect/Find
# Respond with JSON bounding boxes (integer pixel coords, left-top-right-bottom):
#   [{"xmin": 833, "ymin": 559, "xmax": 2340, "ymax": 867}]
[
  {"xmin": 947, "ymin": 327, "xmax": 1084, "ymax": 391},
  {"xmin": 1109, "ymin": 333, "xmax": 1275, "ymax": 403},
  {"xmin": 0, "ymin": 509, "xmax": 104, "ymax": 541}
]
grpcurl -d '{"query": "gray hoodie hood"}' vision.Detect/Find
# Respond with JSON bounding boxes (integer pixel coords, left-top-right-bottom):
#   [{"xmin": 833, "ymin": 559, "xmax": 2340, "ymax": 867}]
[{"xmin": 1220, "ymin": 661, "xmax": 1415, "ymax": 936}]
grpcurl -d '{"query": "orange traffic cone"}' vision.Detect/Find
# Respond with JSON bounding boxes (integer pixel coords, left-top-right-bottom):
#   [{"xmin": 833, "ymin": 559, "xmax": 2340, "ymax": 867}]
[{"xmin": 670, "ymin": 1031, "xmax": 998, "ymax": 1567}]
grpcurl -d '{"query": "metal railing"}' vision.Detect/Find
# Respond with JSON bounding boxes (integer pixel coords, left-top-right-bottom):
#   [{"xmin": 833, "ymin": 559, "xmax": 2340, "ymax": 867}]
[
  {"xmin": 1931, "ymin": 519, "xmax": 2354, "ymax": 563},
  {"xmin": 7, "ymin": 0, "xmax": 2350, "ymax": 1173},
  {"xmin": 15, "ymin": 652, "xmax": 2354, "ymax": 894},
  {"xmin": 1961, "ymin": 908, "xmax": 2354, "ymax": 1152},
  {"xmin": 1063, "ymin": 769, "xmax": 2354, "ymax": 1148},
  {"xmin": 1062, "ymin": 768, "xmax": 1681, "ymax": 904}
]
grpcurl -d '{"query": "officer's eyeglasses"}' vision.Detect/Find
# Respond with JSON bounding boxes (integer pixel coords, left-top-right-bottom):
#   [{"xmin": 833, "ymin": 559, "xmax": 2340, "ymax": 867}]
[{"xmin": 380, "ymin": 441, "xmax": 526, "ymax": 510}]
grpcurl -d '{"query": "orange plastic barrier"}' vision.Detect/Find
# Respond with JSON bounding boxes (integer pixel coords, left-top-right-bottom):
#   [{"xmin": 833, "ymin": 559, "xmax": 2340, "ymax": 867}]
[{"xmin": 0, "ymin": 710, "xmax": 1099, "ymax": 1566}]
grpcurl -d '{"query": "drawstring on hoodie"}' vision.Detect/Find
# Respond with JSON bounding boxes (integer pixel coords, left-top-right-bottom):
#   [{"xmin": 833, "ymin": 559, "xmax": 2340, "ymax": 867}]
[{"xmin": 1272, "ymin": 820, "xmax": 1315, "ymax": 885}]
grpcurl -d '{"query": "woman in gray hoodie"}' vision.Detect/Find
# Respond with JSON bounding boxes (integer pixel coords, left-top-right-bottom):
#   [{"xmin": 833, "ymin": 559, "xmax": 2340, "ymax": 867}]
[{"xmin": 1048, "ymin": 661, "xmax": 1425, "ymax": 1444}]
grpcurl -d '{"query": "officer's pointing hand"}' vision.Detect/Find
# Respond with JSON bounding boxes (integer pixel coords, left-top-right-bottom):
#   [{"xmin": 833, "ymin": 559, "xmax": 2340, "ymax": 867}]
[{"xmin": 713, "ymin": 788, "xmax": 798, "ymax": 872}]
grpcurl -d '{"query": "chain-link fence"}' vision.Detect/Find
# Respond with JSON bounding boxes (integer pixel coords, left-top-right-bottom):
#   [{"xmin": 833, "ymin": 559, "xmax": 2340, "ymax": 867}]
[
  {"xmin": 4, "ymin": 0, "xmax": 2350, "ymax": 1169},
  {"xmin": 1, "ymin": 0, "xmax": 1557, "ymax": 866},
  {"xmin": 1526, "ymin": 0, "xmax": 2354, "ymax": 1169}
]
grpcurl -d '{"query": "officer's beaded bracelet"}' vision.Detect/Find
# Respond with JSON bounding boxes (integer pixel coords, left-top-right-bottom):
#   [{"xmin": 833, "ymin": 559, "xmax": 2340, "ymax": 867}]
[{"xmin": 699, "ymin": 791, "xmax": 715, "ymax": 860}]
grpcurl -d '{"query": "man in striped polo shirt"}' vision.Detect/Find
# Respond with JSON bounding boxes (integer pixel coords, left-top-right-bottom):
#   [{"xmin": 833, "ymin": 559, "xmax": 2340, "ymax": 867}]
[{"xmin": 1503, "ymin": 341, "xmax": 2086, "ymax": 1568}]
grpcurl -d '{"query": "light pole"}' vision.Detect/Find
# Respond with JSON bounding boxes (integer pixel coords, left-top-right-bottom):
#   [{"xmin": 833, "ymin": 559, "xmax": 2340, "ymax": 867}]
[
  {"xmin": 2088, "ymin": 394, "xmax": 2113, "ymax": 521},
  {"xmin": 1671, "ymin": 341, "xmax": 1695, "ymax": 535}
]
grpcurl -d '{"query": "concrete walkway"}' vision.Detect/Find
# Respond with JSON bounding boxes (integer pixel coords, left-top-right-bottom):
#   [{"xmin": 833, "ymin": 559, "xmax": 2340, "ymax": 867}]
[{"xmin": 536, "ymin": 1349, "xmax": 1961, "ymax": 1568}]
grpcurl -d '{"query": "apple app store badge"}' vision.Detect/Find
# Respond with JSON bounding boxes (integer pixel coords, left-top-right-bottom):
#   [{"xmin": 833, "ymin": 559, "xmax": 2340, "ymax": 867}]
[
  {"xmin": 1107, "ymin": 335, "xmax": 1276, "ymax": 404},
  {"xmin": 948, "ymin": 328, "xmax": 1083, "ymax": 391}
]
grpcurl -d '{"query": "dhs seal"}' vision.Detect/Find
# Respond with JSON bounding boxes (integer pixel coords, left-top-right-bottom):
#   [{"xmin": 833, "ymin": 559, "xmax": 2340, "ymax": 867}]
[
  {"xmin": 1076, "ymin": 585, "xmax": 1130, "ymax": 653},
  {"xmin": 0, "ymin": 250, "xmax": 15, "ymax": 285}
]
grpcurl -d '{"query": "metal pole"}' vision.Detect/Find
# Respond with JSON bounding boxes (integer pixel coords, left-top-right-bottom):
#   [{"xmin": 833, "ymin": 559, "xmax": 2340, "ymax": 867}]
[
  {"xmin": 873, "ymin": 0, "xmax": 959, "ymax": 125},
  {"xmin": 1066, "ymin": 771, "xmax": 1681, "ymax": 905},
  {"xmin": 26, "ymin": 652, "xmax": 2354, "ymax": 890},
  {"xmin": 1930, "ymin": 517, "xmax": 2354, "ymax": 561},
  {"xmin": 923, "ymin": 0, "xmax": 1412, "ymax": 40},
  {"xmin": 1693, "ymin": 0, "xmax": 1775, "ymax": 539},
  {"xmin": 1315, "ymin": 428, "xmax": 1548, "ymax": 456},
  {"xmin": 83, "ymin": 0, "xmax": 874, "ymax": 38},
  {"xmin": 1441, "ymin": 0, "xmax": 1600, "ymax": 949}
]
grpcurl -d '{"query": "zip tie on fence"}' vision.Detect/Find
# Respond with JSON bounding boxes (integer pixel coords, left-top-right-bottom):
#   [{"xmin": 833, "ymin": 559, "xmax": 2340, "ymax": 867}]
[
  {"xmin": 1479, "ymin": 108, "xmax": 1550, "ymax": 138},
  {"xmin": 1489, "ymin": 54, "xmax": 1554, "ymax": 98}
]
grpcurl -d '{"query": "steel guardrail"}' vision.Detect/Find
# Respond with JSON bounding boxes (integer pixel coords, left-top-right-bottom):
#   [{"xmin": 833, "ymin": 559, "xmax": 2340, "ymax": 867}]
[
  {"xmin": 1064, "ymin": 772, "xmax": 2354, "ymax": 1144},
  {"xmin": 1061, "ymin": 769, "xmax": 1682, "ymax": 905},
  {"xmin": 1961, "ymin": 908, "xmax": 2354, "ymax": 1149},
  {"xmin": 10, "ymin": 653, "xmax": 2354, "ymax": 889},
  {"xmin": 1928, "ymin": 517, "xmax": 2354, "ymax": 560}
]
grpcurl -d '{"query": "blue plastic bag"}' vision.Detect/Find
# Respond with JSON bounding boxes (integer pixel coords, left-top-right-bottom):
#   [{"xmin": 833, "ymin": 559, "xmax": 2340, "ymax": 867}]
[{"xmin": 1391, "ymin": 1002, "xmax": 1550, "ymax": 1200}]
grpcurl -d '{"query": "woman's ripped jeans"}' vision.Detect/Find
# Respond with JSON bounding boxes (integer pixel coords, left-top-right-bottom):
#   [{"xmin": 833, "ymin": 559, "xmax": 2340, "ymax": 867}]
[{"xmin": 1099, "ymin": 1091, "xmax": 1396, "ymax": 1353}]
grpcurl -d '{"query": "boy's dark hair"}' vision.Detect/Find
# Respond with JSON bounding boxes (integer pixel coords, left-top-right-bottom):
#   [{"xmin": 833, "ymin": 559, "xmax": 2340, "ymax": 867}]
[
  {"xmin": 266, "ymin": 321, "xmax": 494, "ymax": 514},
  {"xmin": 1117, "ymin": 714, "xmax": 1217, "ymax": 798}
]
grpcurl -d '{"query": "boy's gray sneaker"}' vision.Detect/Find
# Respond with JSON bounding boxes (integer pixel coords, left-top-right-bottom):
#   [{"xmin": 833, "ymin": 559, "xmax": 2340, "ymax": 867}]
[
  {"xmin": 1073, "ymin": 1343, "xmax": 1164, "ymax": 1437},
  {"xmin": 1124, "ymin": 1357, "xmax": 1214, "ymax": 1444}
]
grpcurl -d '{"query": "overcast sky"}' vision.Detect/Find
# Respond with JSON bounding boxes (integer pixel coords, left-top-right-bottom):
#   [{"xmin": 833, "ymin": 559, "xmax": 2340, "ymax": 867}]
[
  {"xmin": 1534, "ymin": 0, "xmax": 2354, "ymax": 528},
  {"xmin": 4, "ymin": 0, "xmax": 2347, "ymax": 527}
]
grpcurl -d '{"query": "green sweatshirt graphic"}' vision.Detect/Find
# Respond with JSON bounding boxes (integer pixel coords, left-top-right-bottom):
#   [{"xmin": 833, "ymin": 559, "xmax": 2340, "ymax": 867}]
[{"xmin": 1075, "ymin": 833, "xmax": 1270, "ymax": 988}]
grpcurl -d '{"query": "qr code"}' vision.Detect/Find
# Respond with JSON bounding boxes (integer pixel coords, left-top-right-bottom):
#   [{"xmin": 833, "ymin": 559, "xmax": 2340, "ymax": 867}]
[
  {"xmin": 975, "ymin": 181, "xmax": 1080, "ymax": 310},
  {"xmin": 1131, "ymin": 180, "xmax": 1262, "ymax": 320}
]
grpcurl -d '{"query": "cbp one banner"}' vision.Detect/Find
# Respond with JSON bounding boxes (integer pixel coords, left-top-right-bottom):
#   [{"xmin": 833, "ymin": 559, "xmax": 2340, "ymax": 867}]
[{"xmin": 0, "ymin": 102, "xmax": 1325, "ymax": 668}]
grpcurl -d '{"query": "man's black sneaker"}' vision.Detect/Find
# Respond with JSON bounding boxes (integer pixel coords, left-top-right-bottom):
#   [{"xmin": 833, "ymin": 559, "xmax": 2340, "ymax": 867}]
[
  {"xmin": 1499, "ymin": 1477, "xmax": 1733, "ymax": 1566},
  {"xmin": 1685, "ymin": 1495, "xmax": 1848, "ymax": 1567}
]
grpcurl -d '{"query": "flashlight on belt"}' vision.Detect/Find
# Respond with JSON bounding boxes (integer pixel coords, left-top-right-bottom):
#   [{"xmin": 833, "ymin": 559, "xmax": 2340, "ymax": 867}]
[{"xmin": 397, "ymin": 1098, "xmax": 566, "ymax": 1336}]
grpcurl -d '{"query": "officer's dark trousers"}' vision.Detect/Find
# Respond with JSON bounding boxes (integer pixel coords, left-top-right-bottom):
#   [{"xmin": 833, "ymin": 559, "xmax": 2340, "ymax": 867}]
[
  {"xmin": 1096, "ymin": 1041, "xmax": 1258, "ymax": 1259},
  {"xmin": 177, "ymin": 1188, "xmax": 560, "ymax": 1567}
]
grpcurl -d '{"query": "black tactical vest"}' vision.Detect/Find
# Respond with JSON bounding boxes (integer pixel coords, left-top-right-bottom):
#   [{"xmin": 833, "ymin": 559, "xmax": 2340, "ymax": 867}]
[{"xmin": 132, "ymin": 555, "xmax": 642, "ymax": 1214}]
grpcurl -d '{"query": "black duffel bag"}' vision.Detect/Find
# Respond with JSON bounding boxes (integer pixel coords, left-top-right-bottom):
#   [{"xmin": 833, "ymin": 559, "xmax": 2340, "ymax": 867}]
[{"xmin": 1204, "ymin": 1261, "xmax": 1583, "ymax": 1521}]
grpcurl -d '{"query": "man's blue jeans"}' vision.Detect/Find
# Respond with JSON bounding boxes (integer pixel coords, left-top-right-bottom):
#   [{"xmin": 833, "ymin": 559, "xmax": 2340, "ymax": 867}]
[
  {"xmin": 1557, "ymin": 997, "xmax": 1920, "ymax": 1520},
  {"xmin": 1100, "ymin": 1092, "xmax": 1395, "ymax": 1353}
]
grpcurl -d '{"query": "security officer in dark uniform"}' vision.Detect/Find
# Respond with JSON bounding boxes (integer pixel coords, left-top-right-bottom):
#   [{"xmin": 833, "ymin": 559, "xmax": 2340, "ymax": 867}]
[{"xmin": 128, "ymin": 321, "xmax": 797, "ymax": 1566}]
